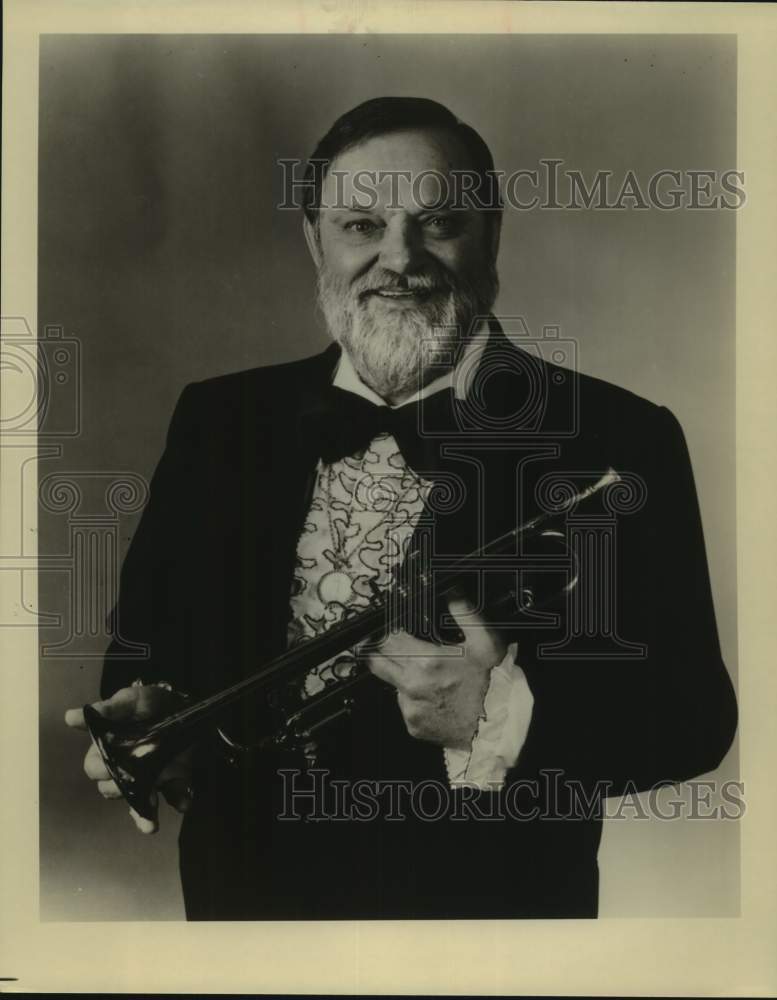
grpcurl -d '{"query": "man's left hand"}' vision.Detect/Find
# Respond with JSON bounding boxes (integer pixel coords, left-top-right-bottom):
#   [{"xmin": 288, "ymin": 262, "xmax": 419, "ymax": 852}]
[{"xmin": 365, "ymin": 595, "xmax": 508, "ymax": 750}]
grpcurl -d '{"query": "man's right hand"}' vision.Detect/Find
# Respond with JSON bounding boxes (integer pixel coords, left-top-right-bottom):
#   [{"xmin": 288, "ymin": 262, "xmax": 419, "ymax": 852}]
[{"xmin": 64, "ymin": 684, "xmax": 194, "ymax": 835}]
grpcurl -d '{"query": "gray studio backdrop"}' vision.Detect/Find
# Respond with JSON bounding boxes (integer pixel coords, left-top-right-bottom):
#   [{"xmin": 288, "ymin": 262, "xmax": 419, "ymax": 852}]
[{"xmin": 38, "ymin": 34, "xmax": 738, "ymax": 920}]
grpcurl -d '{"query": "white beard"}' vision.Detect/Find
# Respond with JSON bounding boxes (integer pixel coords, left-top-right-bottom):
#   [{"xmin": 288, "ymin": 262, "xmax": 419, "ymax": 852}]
[{"xmin": 316, "ymin": 261, "xmax": 497, "ymax": 402}]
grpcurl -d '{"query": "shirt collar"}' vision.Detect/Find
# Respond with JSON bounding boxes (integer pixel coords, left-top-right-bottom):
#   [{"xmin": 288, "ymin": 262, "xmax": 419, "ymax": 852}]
[{"xmin": 332, "ymin": 318, "xmax": 489, "ymax": 409}]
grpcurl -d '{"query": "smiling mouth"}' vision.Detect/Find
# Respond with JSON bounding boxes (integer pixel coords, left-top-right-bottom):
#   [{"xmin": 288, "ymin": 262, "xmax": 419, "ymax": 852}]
[{"xmin": 370, "ymin": 288, "xmax": 438, "ymax": 301}]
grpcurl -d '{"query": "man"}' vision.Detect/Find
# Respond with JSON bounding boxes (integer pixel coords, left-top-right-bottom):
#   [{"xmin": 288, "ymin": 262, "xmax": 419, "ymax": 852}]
[{"xmin": 66, "ymin": 97, "xmax": 737, "ymax": 919}]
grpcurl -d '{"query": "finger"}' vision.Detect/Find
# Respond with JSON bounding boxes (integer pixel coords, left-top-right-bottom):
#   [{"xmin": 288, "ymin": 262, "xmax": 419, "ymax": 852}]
[
  {"xmin": 129, "ymin": 792, "xmax": 159, "ymax": 834},
  {"xmin": 157, "ymin": 756, "xmax": 193, "ymax": 786},
  {"xmin": 159, "ymin": 777, "xmax": 194, "ymax": 814},
  {"xmin": 157, "ymin": 756, "xmax": 195, "ymax": 813},
  {"xmin": 83, "ymin": 744, "xmax": 111, "ymax": 781},
  {"xmin": 65, "ymin": 688, "xmax": 140, "ymax": 730},
  {"xmin": 90, "ymin": 686, "xmax": 142, "ymax": 721},
  {"xmin": 447, "ymin": 592, "xmax": 483, "ymax": 627},
  {"xmin": 447, "ymin": 594, "xmax": 498, "ymax": 656},
  {"xmin": 366, "ymin": 651, "xmax": 405, "ymax": 688},
  {"xmin": 96, "ymin": 779, "xmax": 123, "ymax": 799},
  {"xmin": 64, "ymin": 707, "xmax": 86, "ymax": 729},
  {"xmin": 377, "ymin": 628, "xmax": 438, "ymax": 659}
]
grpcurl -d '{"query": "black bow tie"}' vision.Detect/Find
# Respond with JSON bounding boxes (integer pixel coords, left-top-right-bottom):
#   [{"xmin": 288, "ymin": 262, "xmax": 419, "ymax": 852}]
[{"xmin": 298, "ymin": 385, "xmax": 458, "ymax": 470}]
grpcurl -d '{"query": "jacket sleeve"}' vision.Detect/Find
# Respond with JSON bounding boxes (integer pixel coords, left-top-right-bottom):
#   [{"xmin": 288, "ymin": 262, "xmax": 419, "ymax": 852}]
[
  {"xmin": 100, "ymin": 383, "xmax": 201, "ymax": 700},
  {"xmin": 511, "ymin": 405, "xmax": 737, "ymax": 795}
]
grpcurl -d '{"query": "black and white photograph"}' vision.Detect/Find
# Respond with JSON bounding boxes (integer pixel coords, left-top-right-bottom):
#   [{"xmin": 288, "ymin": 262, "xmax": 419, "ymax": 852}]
[{"xmin": 2, "ymin": 1, "xmax": 776, "ymax": 995}]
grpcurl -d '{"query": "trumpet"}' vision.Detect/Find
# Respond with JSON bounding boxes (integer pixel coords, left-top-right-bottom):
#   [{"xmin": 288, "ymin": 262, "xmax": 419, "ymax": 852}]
[{"xmin": 83, "ymin": 469, "xmax": 620, "ymax": 822}]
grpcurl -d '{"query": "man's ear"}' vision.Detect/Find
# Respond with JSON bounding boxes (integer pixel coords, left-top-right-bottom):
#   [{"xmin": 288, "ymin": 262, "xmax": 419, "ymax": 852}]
[{"xmin": 303, "ymin": 216, "xmax": 322, "ymax": 269}]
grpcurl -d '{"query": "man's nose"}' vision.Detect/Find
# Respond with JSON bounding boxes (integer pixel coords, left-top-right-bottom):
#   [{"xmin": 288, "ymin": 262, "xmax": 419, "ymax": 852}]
[{"xmin": 378, "ymin": 218, "xmax": 425, "ymax": 274}]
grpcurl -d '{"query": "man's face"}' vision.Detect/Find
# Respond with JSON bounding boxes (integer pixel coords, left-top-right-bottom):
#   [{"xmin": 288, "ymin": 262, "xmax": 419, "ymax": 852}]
[{"xmin": 306, "ymin": 128, "xmax": 500, "ymax": 403}]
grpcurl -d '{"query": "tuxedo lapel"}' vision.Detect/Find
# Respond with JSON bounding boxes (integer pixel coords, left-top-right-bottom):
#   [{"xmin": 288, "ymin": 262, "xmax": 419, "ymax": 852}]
[
  {"xmin": 251, "ymin": 342, "xmax": 342, "ymax": 659},
  {"xmin": 404, "ymin": 320, "xmax": 545, "ymax": 561}
]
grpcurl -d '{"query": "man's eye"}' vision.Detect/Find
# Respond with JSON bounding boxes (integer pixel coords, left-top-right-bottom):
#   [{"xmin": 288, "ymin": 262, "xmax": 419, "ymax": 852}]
[
  {"xmin": 423, "ymin": 215, "xmax": 457, "ymax": 234},
  {"xmin": 344, "ymin": 219, "xmax": 379, "ymax": 234}
]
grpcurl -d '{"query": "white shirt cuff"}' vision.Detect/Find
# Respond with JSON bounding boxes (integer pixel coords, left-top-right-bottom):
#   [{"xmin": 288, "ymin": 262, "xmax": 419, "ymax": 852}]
[{"xmin": 443, "ymin": 642, "xmax": 534, "ymax": 790}]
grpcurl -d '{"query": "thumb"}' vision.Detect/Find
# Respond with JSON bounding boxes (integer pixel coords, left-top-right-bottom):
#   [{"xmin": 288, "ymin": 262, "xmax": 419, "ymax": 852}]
[
  {"xmin": 447, "ymin": 591, "xmax": 501, "ymax": 660},
  {"xmin": 447, "ymin": 591, "xmax": 483, "ymax": 628}
]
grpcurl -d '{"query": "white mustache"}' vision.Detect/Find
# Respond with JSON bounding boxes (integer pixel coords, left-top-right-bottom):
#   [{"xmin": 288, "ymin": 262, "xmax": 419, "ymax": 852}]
[{"xmin": 355, "ymin": 277, "xmax": 451, "ymax": 300}]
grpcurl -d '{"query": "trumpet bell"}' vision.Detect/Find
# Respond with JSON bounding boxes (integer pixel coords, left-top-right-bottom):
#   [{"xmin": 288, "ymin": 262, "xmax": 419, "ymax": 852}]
[{"xmin": 83, "ymin": 704, "xmax": 167, "ymax": 823}]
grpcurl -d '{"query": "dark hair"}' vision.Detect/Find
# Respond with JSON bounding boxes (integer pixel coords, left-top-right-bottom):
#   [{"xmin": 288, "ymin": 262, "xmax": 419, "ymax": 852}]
[{"xmin": 302, "ymin": 96, "xmax": 502, "ymax": 225}]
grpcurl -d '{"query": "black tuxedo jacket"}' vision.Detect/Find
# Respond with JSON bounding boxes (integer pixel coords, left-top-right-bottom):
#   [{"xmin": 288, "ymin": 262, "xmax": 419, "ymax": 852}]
[{"xmin": 101, "ymin": 328, "xmax": 737, "ymax": 920}]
